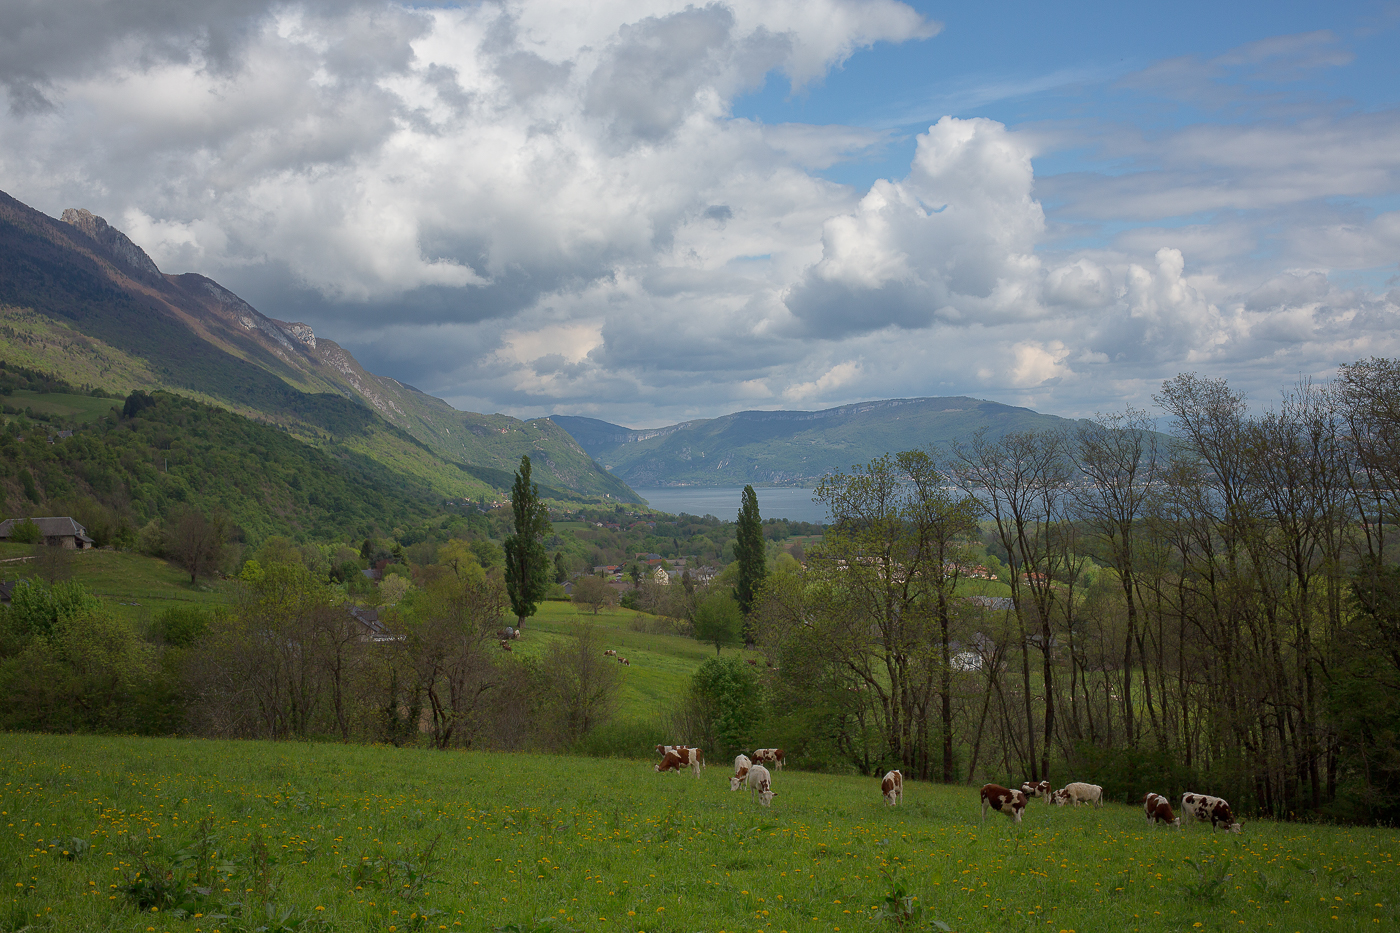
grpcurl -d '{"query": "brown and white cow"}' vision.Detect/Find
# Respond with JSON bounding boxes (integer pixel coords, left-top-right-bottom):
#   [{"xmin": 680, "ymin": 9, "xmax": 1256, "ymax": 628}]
[
  {"xmin": 730, "ymin": 754, "xmax": 752, "ymax": 791},
  {"xmin": 1181, "ymin": 792, "xmax": 1242, "ymax": 833},
  {"xmin": 654, "ymin": 749, "xmax": 688, "ymax": 775},
  {"xmin": 752, "ymin": 748, "xmax": 785, "ymax": 770},
  {"xmin": 1142, "ymin": 792, "xmax": 1182, "ymax": 829},
  {"xmin": 747, "ymin": 763, "xmax": 775, "ymax": 806},
  {"xmin": 1021, "ymin": 780, "xmax": 1052, "ymax": 802},
  {"xmin": 980, "ymin": 783, "xmax": 1027, "ymax": 824},
  {"xmin": 881, "ymin": 769, "xmax": 903, "ymax": 806},
  {"xmin": 1051, "ymin": 782, "xmax": 1104, "ymax": 807},
  {"xmin": 654, "ymin": 745, "xmax": 702, "ymax": 777},
  {"xmin": 604, "ymin": 649, "xmax": 617, "ymax": 657}
]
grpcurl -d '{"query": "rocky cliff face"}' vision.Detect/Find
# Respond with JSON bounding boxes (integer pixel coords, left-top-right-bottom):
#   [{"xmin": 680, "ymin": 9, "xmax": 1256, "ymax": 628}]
[{"xmin": 59, "ymin": 208, "xmax": 165, "ymax": 287}]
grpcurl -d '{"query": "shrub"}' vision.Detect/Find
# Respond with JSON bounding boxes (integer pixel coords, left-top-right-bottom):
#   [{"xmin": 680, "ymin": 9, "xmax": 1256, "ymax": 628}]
[{"xmin": 9, "ymin": 517, "xmax": 41, "ymax": 544}]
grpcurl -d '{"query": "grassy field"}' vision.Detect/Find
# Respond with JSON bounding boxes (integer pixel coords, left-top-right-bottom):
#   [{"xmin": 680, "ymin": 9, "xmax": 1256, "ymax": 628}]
[
  {"xmin": 0, "ymin": 544, "xmax": 234, "ymax": 627},
  {"xmin": 7, "ymin": 390, "xmax": 120, "ymax": 423},
  {"xmin": 517, "ymin": 602, "xmax": 755, "ymax": 724},
  {"xmin": 2, "ymin": 732, "xmax": 1394, "ymax": 933}
]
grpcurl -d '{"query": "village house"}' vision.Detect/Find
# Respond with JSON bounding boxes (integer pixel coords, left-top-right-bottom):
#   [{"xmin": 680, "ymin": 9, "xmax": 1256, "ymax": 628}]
[{"xmin": 0, "ymin": 516, "xmax": 95, "ymax": 549}]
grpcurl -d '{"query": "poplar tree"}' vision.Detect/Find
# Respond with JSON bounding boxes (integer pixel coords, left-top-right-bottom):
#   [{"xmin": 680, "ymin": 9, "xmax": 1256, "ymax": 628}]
[
  {"xmin": 504, "ymin": 455, "xmax": 552, "ymax": 626},
  {"xmin": 733, "ymin": 484, "xmax": 767, "ymax": 631}
]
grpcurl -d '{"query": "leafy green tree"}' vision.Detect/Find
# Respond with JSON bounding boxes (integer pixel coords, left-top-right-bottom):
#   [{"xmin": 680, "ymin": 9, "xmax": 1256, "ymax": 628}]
[
  {"xmin": 693, "ymin": 591, "xmax": 743, "ymax": 655},
  {"xmin": 733, "ymin": 484, "xmax": 767, "ymax": 632},
  {"xmin": 503, "ymin": 455, "xmax": 552, "ymax": 626},
  {"xmin": 684, "ymin": 656, "xmax": 764, "ymax": 759},
  {"xmin": 554, "ymin": 551, "xmax": 568, "ymax": 584},
  {"xmin": 9, "ymin": 518, "xmax": 41, "ymax": 544}
]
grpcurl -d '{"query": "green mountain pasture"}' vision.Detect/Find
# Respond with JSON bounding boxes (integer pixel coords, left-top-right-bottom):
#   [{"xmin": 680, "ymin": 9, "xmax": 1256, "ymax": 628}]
[{"xmin": 3, "ymin": 733, "xmax": 1393, "ymax": 933}]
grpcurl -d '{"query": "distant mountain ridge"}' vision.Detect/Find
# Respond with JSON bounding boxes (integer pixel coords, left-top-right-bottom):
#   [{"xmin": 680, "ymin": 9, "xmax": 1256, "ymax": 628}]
[
  {"xmin": 0, "ymin": 189, "xmax": 639, "ymax": 503},
  {"xmin": 549, "ymin": 397, "xmax": 1090, "ymax": 488}
]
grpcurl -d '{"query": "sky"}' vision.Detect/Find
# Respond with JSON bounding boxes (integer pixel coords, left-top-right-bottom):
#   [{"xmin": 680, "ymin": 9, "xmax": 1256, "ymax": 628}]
[{"xmin": 1, "ymin": 0, "xmax": 1397, "ymax": 428}]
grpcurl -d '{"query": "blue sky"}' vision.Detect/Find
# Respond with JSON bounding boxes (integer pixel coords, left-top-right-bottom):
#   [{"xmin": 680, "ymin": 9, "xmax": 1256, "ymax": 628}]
[{"xmin": 1, "ymin": 0, "xmax": 1397, "ymax": 425}]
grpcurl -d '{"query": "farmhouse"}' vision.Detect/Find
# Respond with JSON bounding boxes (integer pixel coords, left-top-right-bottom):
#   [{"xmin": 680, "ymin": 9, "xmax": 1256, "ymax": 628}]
[{"xmin": 0, "ymin": 516, "xmax": 95, "ymax": 549}]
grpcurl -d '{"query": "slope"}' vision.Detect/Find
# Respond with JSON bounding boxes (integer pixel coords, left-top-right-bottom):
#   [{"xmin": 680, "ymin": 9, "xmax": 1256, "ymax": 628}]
[
  {"xmin": 0, "ymin": 190, "xmax": 638, "ymax": 503},
  {"xmin": 3, "ymin": 390, "xmax": 438, "ymax": 544},
  {"xmin": 551, "ymin": 396, "xmax": 1091, "ymax": 486}
]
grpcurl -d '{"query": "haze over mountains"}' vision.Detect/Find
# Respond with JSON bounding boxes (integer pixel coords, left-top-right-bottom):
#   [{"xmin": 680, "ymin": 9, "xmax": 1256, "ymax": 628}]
[
  {"xmin": 550, "ymin": 397, "xmax": 1089, "ymax": 488},
  {"xmin": 0, "ymin": 189, "xmax": 639, "ymax": 504}
]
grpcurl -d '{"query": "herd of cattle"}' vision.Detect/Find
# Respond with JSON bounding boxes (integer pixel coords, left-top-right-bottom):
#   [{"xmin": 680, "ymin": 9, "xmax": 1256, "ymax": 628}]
[
  {"xmin": 651, "ymin": 744, "xmax": 1242, "ymax": 832},
  {"xmin": 979, "ymin": 780, "xmax": 1244, "ymax": 833}
]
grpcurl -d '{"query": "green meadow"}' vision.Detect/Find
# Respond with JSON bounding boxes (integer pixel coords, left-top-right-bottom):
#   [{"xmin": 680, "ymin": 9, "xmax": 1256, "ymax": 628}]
[
  {"xmin": 0, "ymin": 544, "xmax": 234, "ymax": 628},
  {"xmin": 2, "ymin": 733, "xmax": 1394, "ymax": 933},
  {"xmin": 7, "ymin": 390, "xmax": 120, "ymax": 423}
]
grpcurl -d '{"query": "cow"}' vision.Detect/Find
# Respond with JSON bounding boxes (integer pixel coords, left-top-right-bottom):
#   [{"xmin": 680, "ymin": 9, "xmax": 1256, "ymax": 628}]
[
  {"xmin": 752, "ymin": 748, "xmax": 785, "ymax": 771},
  {"xmin": 499, "ymin": 640, "xmax": 513, "ymax": 652},
  {"xmin": 730, "ymin": 754, "xmax": 752, "ymax": 791},
  {"xmin": 1051, "ymin": 782, "xmax": 1104, "ymax": 807},
  {"xmin": 655, "ymin": 745, "xmax": 703, "ymax": 777},
  {"xmin": 881, "ymin": 769, "xmax": 903, "ymax": 806},
  {"xmin": 604, "ymin": 649, "xmax": 617, "ymax": 657},
  {"xmin": 1142, "ymin": 792, "xmax": 1181, "ymax": 829},
  {"xmin": 1181, "ymin": 793, "xmax": 1242, "ymax": 833},
  {"xmin": 1021, "ymin": 780, "xmax": 1052, "ymax": 803},
  {"xmin": 980, "ymin": 784, "xmax": 1027, "ymax": 824},
  {"xmin": 747, "ymin": 763, "xmax": 774, "ymax": 806},
  {"xmin": 654, "ymin": 750, "xmax": 688, "ymax": 775}
]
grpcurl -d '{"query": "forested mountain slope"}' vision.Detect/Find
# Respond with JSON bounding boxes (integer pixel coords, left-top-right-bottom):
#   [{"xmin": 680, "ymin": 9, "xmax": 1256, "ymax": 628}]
[
  {"xmin": 551, "ymin": 396, "xmax": 1091, "ymax": 486},
  {"xmin": 0, "ymin": 189, "xmax": 639, "ymax": 503},
  {"xmin": 1, "ymin": 391, "xmax": 439, "ymax": 544}
]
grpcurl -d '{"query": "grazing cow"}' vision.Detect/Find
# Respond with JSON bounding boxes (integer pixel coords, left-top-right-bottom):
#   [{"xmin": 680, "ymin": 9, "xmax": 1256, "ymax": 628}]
[
  {"xmin": 980, "ymin": 784, "xmax": 1027, "ymax": 824},
  {"xmin": 746, "ymin": 658, "xmax": 758, "ymax": 666},
  {"xmin": 730, "ymin": 754, "xmax": 752, "ymax": 791},
  {"xmin": 1051, "ymin": 782, "xmax": 1104, "ymax": 807},
  {"xmin": 752, "ymin": 748, "xmax": 785, "ymax": 771},
  {"xmin": 654, "ymin": 745, "xmax": 703, "ymax": 777},
  {"xmin": 654, "ymin": 750, "xmax": 688, "ymax": 775},
  {"xmin": 1181, "ymin": 793, "xmax": 1242, "ymax": 833},
  {"xmin": 1021, "ymin": 780, "xmax": 1052, "ymax": 802},
  {"xmin": 747, "ymin": 763, "xmax": 775, "ymax": 806},
  {"xmin": 881, "ymin": 769, "xmax": 903, "ymax": 806},
  {"xmin": 604, "ymin": 649, "xmax": 617, "ymax": 657},
  {"xmin": 499, "ymin": 640, "xmax": 513, "ymax": 652},
  {"xmin": 1142, "ymin": 793, "xmax": 1181, "ymax": 829}
]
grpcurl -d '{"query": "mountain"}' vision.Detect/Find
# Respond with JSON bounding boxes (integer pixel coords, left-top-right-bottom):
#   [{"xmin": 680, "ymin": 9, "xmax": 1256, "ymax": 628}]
[
  {"xmin": 0, "ymin": 189, "xmax": 639, "ymax": 503},
  {"xmin": 549, "ymin": 397, "xmax": 1091, "ymax": 487}
]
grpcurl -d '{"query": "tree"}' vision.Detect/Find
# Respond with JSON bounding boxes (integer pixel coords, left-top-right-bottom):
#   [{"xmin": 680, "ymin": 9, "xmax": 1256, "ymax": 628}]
[
  {"xmin": 810, "ymin": 451, "xmax": 982, "ymax": 779},
  {"xmin": 9, "ymin": 518, "xmax": 41, "ymax": 544},
  {"xmin": 503, "ymin": 455, "xmax": 552, "ymax": 626},
  {"xmin": 165, "ymin": 506, "xmax": 229, "ymax": 584},
  {"xmin": 734, "ymin": 484, "xmax": 767, "ymax": 630},
  {"xmin": 554, "ymin": 552, "xmax": 568, "ymax": 584},
  {"xmin": 540, "ymin": 621, "xmax": 622, "ymax": 745},
  {"xmin": 571, "ymin": 575, "xmax": 616, "ymax": 614},
  {"xmin": 693, "ymin": 591, "xmax": 743, "ymax": 655},
  {"xmin": 680, "ymin": 656, "xmax": 764, "ymax": 759}
]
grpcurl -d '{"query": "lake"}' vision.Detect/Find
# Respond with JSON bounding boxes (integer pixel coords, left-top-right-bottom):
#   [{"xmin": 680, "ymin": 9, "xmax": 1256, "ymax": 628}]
[{"xmin": 632, "ymin": 486, "xmax": 828, "ymax": 524}]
